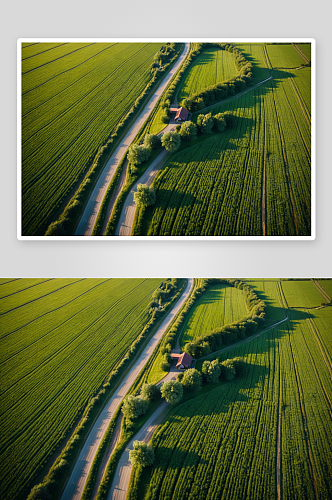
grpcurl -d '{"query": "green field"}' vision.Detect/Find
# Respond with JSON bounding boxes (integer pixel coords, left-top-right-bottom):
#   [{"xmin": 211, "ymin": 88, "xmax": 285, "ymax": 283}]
[
  {"xmin": 280, "ymin": 280, "xmax": 325, "ymax": 308},
  {"xmin": 318, "ymin": 280, "xmax": 332, "ymax": 300},
  {"xmin": 135, "ymin": 281, "xmax": 332, "ymax": 500},
  {"xmin": 178, "ymin": 47, "xmax": 237, "ymax": 102},
  {"xmin": 21, "ymin": 42, "xmax": 163, "ymax": 236},
  {"xmin": 180, "ymin": 284, "xmax": 248, "ymax": 348},
  {"xmin": 135, "ymin": 43, "xmax": 311, "ymax": 236},
  {"xmin": 0, "ymin": 278, "xmax": 164, "ymax": 500}
]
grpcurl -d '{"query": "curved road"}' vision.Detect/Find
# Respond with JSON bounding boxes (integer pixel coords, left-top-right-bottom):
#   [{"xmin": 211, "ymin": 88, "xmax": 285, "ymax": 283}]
[
  {"xmin": 74, "ymin": 43, "xmax": 190, "ymax": 236},
  {"xmin": 60, "ymin": 278, "xmax": 193, "ymax": 500}
]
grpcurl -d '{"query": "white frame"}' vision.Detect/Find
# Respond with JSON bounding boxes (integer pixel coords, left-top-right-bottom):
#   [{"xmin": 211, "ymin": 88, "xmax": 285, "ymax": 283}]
[{"xmin": 17, "ymin": 38, "xmax": 316, "ymax": 240}]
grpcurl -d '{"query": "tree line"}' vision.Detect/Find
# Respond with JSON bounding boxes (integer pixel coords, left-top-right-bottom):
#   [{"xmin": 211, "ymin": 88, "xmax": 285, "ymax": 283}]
[
  {"xmin": 181, "ymin": 43, "xmax": 254, "ymax": 112},
  {"xmin": 183, "ymin": 279, "xmax": 266, "ymax": 358}
]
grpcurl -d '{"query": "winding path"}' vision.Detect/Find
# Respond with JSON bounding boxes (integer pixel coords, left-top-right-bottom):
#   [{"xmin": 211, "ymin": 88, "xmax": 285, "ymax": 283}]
[
  {"xmin": 74, "ymin": 43, "xmax": 190, "ymax": 236},
  {"xmin": 60, "ymin": 278, "xmax": 193, "ymax": 500}
]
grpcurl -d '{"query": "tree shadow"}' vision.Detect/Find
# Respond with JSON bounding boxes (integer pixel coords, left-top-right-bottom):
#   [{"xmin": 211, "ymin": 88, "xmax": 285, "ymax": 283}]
[{"xmin": 154, "ymin": 188, "xmax": 200, "ymax": 210}]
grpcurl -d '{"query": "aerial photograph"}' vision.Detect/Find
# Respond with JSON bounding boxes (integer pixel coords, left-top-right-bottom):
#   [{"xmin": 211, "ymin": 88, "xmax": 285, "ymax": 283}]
[
  {"xmin": 0, "ymin": 277, "xmax": 331, "ymax": 500},
  {"xmin": 19, "ymin": 40, "xmax": 312, "ymax": 238}
]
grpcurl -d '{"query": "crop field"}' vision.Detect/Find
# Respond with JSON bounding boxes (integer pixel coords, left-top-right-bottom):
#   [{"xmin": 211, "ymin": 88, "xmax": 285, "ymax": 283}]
[
  {"xmin": 137, "ymin": 281, "xmax": 332, "ymax": 500},
  {"xmin": 318, "ymin": 280, "xmax": 332, "ymax": 300},
  {"xmin": 136, "ymin": 43, "xmax": 311, "ymax": 236},
  {"xmin": 0, "ymin": 278, "xmax": 164, "ymax": 500},
  {"xmin": 234, "ymin": 43, "xmax": 270, "ymax": 80},
  {"xmin": 178, "ymin": 47, "xmax": 238, "ymax": 102},
  {"xmin": 180, "ymin": 284, "xmax": 248, "ymax": 348},
  {"xmin": 280, "ymin": 280, "xmax": 325, "ymax": 308},
  {"xmin": 21, "ymin": 42, "xmax": 163, "ymax": 235}
]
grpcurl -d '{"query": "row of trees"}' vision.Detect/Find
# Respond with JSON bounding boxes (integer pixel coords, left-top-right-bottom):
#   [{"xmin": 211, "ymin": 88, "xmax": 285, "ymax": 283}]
[
  {"xmin": 181, "ymin": 43, "xmax": 253, "ymax": 112},
  {"xmin": 183, "ymin": 279, "xmax": 266, "ymax": 358},
  {"xmin": 159, "ymin": 44, "xmax": 204, "ymax": 124}
]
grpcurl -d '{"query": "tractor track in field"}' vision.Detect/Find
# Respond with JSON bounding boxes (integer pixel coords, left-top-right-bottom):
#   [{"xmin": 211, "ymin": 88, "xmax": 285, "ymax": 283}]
[
  {"xmin": 311, "ymin": 279, "xmax": 331, "ymax": 303},
  {"xmin": 292, "ymin": 44, "xmax": 310, "ymax": 64}
]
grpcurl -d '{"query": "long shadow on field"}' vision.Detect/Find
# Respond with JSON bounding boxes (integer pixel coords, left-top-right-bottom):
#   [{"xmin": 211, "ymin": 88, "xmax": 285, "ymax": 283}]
[{"xmin": 155, "ymin": 189, "xmax": 200, "ymax": 210}]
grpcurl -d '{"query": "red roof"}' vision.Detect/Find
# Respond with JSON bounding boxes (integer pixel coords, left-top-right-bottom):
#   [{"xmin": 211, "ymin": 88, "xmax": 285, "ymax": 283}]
[
  {"xmin": 174, "ymin": 107, "xmax": 189, "ymax": 121},
  {"xmin": 176, "ymin": 352, "xmax": 193, "ymax": 368},
  {"xmin": 171, "ymin": 353, "xmax": 181, "ymax": 358}
]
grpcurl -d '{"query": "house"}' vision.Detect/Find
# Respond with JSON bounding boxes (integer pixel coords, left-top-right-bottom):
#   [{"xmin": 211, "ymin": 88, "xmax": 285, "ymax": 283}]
[
  {"xmin": 171, "ymin": 352, "xmax": 193, "ymax": 370},
  {"xmin": 170, "ymin": 107, "xmax": 189, "ymax": 122}
]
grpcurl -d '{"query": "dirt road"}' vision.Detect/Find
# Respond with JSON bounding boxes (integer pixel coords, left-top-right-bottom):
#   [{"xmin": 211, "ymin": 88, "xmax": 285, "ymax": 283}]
[
  {"xmin": 74, "ymin": 43, "xmax": 190, "ymax": 236},
  {"xmin": 108, "ymin": 400, "xmax": 169, "ymax": 500},
  {"xmin": 60, "ymin": 279, "xmax": 193, "ymax": 500},
  {"xmin": 115, "ymin": 149, "xmax": 169, "ymax": 236}
]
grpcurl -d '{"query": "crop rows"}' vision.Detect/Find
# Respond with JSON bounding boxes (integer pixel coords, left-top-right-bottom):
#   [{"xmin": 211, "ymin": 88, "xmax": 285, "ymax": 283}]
[
  {"xmin": 180, "ymin": 284, "xmax": 248, "ymax": 348},
  {"xmin": 280, "ymin": 280, "xmax": 325, "ymax": 308},
  {"xmin": 178, "ymin": 47, "xmax": 237, "ymax": 101},
  {"xmin": 139, "ymin": 281, "xmax": 332, "ymax": 499},
  {"xmin": 21, "ymin": 42, "xmax": 162, "ymax": 235},
  {"xmin": 0, "ymin": 278, "xmax": 163, "ymax": 500},
  {"xmin": 142, "ymin": 44, "xmax": 311, "ymax": 236}
]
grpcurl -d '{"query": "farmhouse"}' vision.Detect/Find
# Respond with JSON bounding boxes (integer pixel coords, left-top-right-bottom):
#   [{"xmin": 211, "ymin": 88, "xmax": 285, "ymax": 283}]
[
  {"xmin": 170, "ymin": 107, "xmax": 189, "ymax": 122},
  {"xmin": 171, "ymin": 352, "xmax": 193, "ymax": 370}
]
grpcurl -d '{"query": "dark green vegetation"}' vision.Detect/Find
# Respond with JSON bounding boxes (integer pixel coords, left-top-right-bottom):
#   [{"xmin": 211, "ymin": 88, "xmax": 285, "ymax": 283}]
[
  {"xmin": 134, "ymin": 43, "xmax": 311, "ymax": 236},
  {"xmin": 130, "ymin": 279, "xmax": 332, "ymax": 500},
  {"xmin": 0, "ymin": 278, "xmax": 166, "ymax": 500},
  {"xmin": 22, "ymin": 42, "xmax": 165, "ymax": 236}
]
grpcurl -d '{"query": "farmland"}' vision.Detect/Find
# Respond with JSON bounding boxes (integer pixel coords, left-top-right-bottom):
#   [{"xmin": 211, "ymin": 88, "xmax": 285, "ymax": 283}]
[
  {"xmin": 0, "ymin": 278, "xmax": 164, "ymax": 500},
  {"xmin": 180, "ymin": 283, "xmax": 248, "ymax": 348},
  {"xmin": 178, "ymin": 46, "xmax": 238, "ymax": 102},
  {"xmin": 21, "ymin": 42, "xmax": 163, "ymax": 235},
  {"xmin": 134, "ymin": 43, "xmax": 311, "ymax": 236},
  {"xmin": 131, "ymin": 279, "xmax": 332, "ymax": 500}
]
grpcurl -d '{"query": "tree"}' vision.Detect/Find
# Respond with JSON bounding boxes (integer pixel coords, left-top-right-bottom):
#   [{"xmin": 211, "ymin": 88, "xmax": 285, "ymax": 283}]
[
  {"xmin": 121, "ymin": 395, "xmax": 148, "ymax": 421},
  {"xmin": 181, "ymin": 368, "xmax": 202, "ymax": 392},
  {"xmin": 144, "ymin": 134, "xmax": 161, "ymax": 150},
  {"xmin": 140, "ymin": 383, "xmax": 160, "ymax": 401},
  {"xmin": 197, "ymin": 112, "xmax": 214, "ymax": 134},
  {"xmin": 202, "ymin": 359, "xmax": 221, "ymax": 383},
  {"xmin": 161, "ymin": 380, "xmax": 183, "ymax": 404},
  {"xmin": 213, "ymin": 113, "xmax": 227, "ymax": 132},
  {"xmin": 161, "ymin": 131, "xmax": 181, "ymax": 152},
  {"xmin": 160, "ymin": 361, "xmax": 171, "ymax": 371},
  {"xmin": 232, "ymin": 357, "xmax": 246, "ymax": 376},
  {"xmin": 127, "ymin": 144, "xmax": 151, "ymax": 165},
  {"xmin": 222, "ymin": 111, "xmax": 235, "ymax": 128},
  {"xmin": 129, "ymin": 441, "xmax": 155, "ymax": 467},
  {"xmin": 27, "ymin": 483, "xmax": 52, "ymax": 500},
  {"xmin": 133, "ymin": 184, "xmax": 156, "ymax": 208},
  {"xmin": 179, "ymin": 121, "xmax": 197, "ymax": 142},
  {"xmin": 220, "ymin": 359, "xmax": 236, "ymax": 381}
]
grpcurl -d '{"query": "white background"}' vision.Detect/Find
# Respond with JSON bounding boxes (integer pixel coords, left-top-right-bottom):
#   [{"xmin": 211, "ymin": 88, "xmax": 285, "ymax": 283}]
[{"xmin": 1, "ymin": 0, "xmax": 331, "ymax": 278}]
